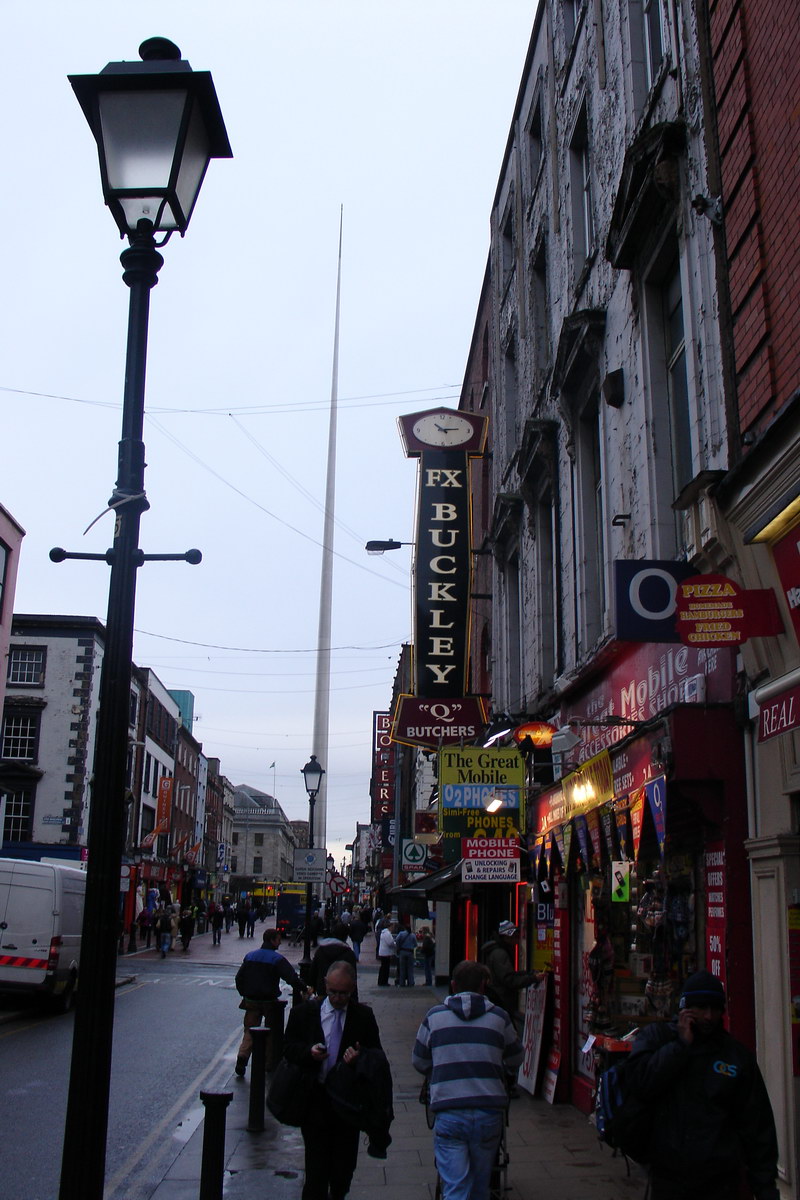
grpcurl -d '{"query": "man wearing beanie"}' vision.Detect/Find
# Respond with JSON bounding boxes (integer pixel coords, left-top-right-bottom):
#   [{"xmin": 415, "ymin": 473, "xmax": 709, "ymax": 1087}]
[{"xmin": 626, "ymin": 970, "xmax": 779, "ymax": 1199}]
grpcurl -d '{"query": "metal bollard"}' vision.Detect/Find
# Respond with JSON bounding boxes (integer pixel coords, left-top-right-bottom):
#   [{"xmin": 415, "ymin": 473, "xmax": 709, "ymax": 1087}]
[
  {"xmin": 199, "ymin": 1090, "xmax": 233, "ymax": 1200},
  {"xmin": 247, "ymin": 1025, "xmax": 269, "ymax": 1132}
]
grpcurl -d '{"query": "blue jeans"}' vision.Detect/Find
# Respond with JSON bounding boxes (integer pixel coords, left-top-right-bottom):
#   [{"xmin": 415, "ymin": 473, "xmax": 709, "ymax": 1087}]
[
  {"xmin": 398, "ymin": 950, "xmax": 415, "ymax": 986},
  {"xmin": 434, "ymin": 1108, "xmax": 504, "ymax": 1200}
]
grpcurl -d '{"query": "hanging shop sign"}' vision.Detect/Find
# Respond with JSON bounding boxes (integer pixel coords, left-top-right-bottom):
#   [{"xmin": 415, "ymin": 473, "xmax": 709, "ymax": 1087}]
[
  {"xmin": 645, "ymin": 775, "xmax": 667, "ymax": 858},
  {"xmin": 392, "ymin": 694, "xmax": 487, "ymax": 749},
  {"xmin": 675, "ymin": 574, "xmax": 783, "ymax": 646},
  {"xmin": 513, "ymin": 721, "xmax": 557, "ymax": 747},
  {"xmin": 392, "ymin": 408, "xmax": 489, "ymax": 747},
  {"xmin": 462, "ymin": 855, "xmax": 521, "ymax": 883},
  {"xmin": 629, "ymin": 789, "xmax": 646, "ymax": 858},
  {"xmin": 757, "ymin": 680, "xmax": 800, "ymax": 743},
  {"xmin": 615, "ymin": 560, "xmax": 783, "ymax": 645},
  {"xmin": 561, "ymin": 751, "xmax": 614, "ymax": 818},
  {"xmin": 371, "ymin": 711, "xmax": 395, "ymax": 821},
  {"xmin": 436, "ymin": 745, "xmax": 525, "ymax": 862}
]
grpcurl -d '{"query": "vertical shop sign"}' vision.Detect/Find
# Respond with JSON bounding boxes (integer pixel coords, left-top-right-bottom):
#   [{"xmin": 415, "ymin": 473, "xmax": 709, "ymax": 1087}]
[
  {"xmin": 630, "ymin": 789, "xmax": 646, "ymax": 859},
  {"xmin": 542, "ymin": 835, "xmax": 553, "ymax": 876},
  {"xmin": 615, "ymin": 807, "xmax": 630, "ymax": 860},
  {"xmin": 573, "ymin": 814, "xmax": 591, "ymax": 867},
  {"xmin": 600, "ymin": 805, "xmax": 617, "ymax": 859},
  {"xmin": 371, "ymin": 711, "xmax": 395, "ymax": 822},
  {"xmin": 552, "ymin": 823, "xmax": 565, "ymax": 866},
  {"xmin": 704, "ymin": 843, "xmax": 727, "ymax": 989},
  {"xmin": 586, "ymin": 808, "xmax": 602, "ymax": 861},
  {"xmin": 562, "ymin": 821, "xmax": 573, "ymax": 868},
  {"xmin": 645, "ymin": 775, "xmax": 667, "ymax": 859}
]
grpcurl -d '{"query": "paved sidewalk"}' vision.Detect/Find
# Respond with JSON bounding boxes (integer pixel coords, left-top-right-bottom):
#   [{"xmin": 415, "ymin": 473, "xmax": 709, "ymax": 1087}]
[{"xmin": 128, "ymin": 924, "xmax": 646, "ymax": 1200}]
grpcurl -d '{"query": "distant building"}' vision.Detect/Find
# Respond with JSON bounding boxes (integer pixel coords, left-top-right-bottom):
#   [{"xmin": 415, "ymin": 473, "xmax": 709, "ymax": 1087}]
[
  {"xmin": 230, "ymin": 785, "xmax": 297, "ymax": 895},
  {"xmin": 0, "ymin": 505, "xmax": 25, "ymax": 720},
  {"xmin": 1, "ymin": 614, "xmax": 105, "ymax": 856}
]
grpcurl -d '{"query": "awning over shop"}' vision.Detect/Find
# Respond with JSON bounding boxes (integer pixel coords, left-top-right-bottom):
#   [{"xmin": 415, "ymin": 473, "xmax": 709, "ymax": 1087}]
[{"xmin": 387, "ymin": 860, "xmax": 463, "ymax": 911}]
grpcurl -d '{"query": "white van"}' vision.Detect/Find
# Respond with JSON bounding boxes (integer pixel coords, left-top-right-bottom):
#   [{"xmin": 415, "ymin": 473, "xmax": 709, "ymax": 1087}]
[{"xmin": 0, "ymin": 857, "xmax": 86, "ymax": 1012}]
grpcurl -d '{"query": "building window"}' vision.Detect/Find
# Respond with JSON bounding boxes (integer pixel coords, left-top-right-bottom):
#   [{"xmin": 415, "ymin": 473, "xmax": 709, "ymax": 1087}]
[
  {"xmin": 534, "ymin": 489, "xmax": 560, "ymax": 686},
  {"xmin": 231, "ymin": 856, "xmax": 238, "ymax": 874},
  {"xmin": 663, "ymin": 262, "xmax": 693, "ymax": 494},
  {"xmin": 254, "ymin": 832, "xmax": 263, "ymax": 847},
  {"xmin": 526, "ymin": 94, "xmax": 543, "ymax": 188},
  {"xmin": 563, "ymin": 0, "xmax": 580, "ymax": 45},
  {"xmin": 642, "ymin": 0, "xmax": 665, "ymax": 90},
  {"xmin": 0, "ymin": 541, "xmax": 7, "ymax": 621},
  {"xmin": 570, "ymin": 105, "xmax": 594, "ymax": 275},
  {"xmin": 530, "ymin": 240, "xmax": 549, "ymax": 380},
  {"xmin": 503, "ymin": 551, "xmax": 523, "ymax": 711},
  {"xmin": 129, "ymin": 690, "xmax": 138, "ymax": 726},
  {"xmin": 7, "ymin": 647, "xmax": 46, "ymax": 687},
  {"xmin": 501, "ymin": 209, "xmax": 515, "ymax": 293},
  {"xmin": 252, "ymin": 855, "xmax": 263, "ymax": 875},
  {"xmin": 2, "ymin": 785, "xmax": 33, "ymax": 841},
  {"xmin": 503, "ymin": 340, "xmax": 519, "ymax": 452},
  {"xmin": 232, "ymin": 831, "xmax": 239, "ymax": 846},
  {"xmin": 573, "ymin": 396, "xmax": 607, "ymax": 651},
  {"xmin": 1, "ymin": 712, "xmax": 39, "ymax": 760}
]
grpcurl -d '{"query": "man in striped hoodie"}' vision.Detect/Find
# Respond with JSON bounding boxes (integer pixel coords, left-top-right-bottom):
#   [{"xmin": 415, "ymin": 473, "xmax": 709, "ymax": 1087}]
[{"xmin": 412, "ymin": 960, "xmax": 523, "ymax": 1200}]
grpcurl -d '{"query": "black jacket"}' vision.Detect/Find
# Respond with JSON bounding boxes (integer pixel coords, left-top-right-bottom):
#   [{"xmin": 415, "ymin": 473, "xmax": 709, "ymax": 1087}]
[
  {"xmin": 309, "ymin": 939, "xmax": 358, "ymax": 995},
  {"xmin": 283, "ymin": 997, "xmax": 382, "ymax": 1079},
  {"xmin": 627, "ymin": 1019, "xmax": 779, "ymax": 1198}
]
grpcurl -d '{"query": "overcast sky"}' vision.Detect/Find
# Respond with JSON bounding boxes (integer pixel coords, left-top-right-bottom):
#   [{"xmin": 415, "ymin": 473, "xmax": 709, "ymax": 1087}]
[{"xmin": 1, "ymin": 1, "xmax": 535, "ymax": 864}]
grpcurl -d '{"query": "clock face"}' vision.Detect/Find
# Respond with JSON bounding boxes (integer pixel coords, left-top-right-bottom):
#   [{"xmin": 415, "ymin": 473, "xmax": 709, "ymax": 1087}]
[{"xmin": 411, "ymin": 412, "xmax": 475, "ymax": 447}]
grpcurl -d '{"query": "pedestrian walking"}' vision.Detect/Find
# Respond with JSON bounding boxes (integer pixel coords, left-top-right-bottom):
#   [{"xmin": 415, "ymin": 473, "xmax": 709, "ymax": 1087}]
[
  {"xmin": 246, "ymin": 903, "xmax": 257, "ymax": 939},
  {"xmin": 156, "ymin": 906, "xmax": 172, "ymax": 958},
  {"xmin": 309, "ymin": 924, "xmax": 358, "ymax": 996},
  {"xmin": 283, "ymin": 961, "xmax": 384, "ymax": 1199},
  {"xmin": 178, "ymin": 908, "xmax": 195, "ymax": 952},
  {"xmin": 377, "ymin": 921, "xmax": 397, "ymax": 987},
  {"xmin": 211, "ymin": 904, "xmax": 224, "ymax": 946},
  {"xmin": 412, "ymin": 960, "xmax": 523, "ymax": 1200},
  {"xmin": 234, "ymin": 928, "xmax": 307, "ymax": 1077},
  {"xmin": 237, "ymin": 902, "xmax": 248, "ymax": 939},
  {"xmin": 137, "ymin": 907, "xmax": 153, "ymax": 949},
  {"xmin": 223, "ymin": 899, "xmax": 233, "ymax": 933},
  {"xmin": 626, "ymin": 971, "xmax": 780, "ymax": 1200},
  {"xmin": 395, "ymin": 923, "xmax": 417, "ymax": 987},
  {"xmin": 349, "ymin": 914, "xmax": 366, "ymax": 961},
  {"xmin": 419, "ymin": 926, "xmax": 436, "ymax": 986}
]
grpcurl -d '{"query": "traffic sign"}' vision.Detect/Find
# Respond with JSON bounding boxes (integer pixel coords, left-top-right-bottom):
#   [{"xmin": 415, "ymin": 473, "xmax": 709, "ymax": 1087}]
[{"xmin": 328, "ymin": 873, "xmax": 348, "ymax": 895}]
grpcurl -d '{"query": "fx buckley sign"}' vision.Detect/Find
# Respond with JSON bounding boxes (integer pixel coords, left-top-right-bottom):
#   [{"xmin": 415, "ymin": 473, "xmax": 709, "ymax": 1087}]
[
  {"xmin": 412, "ymin": 451, "xmax": 472, "ymax": 697},
  {"xmin": 391, "ymin": 408, "xmax": 489, "ymax": 750}
]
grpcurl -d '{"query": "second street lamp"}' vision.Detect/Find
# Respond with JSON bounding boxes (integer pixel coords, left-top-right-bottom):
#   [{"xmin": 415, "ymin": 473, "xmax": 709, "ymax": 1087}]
[
  {"xmin": 57, "ymin": 39, "xmax": 231, "ymax": 1200},
  {"xmin": 299, "ymin": 755, "xmax": 325, "ymax": 982}
]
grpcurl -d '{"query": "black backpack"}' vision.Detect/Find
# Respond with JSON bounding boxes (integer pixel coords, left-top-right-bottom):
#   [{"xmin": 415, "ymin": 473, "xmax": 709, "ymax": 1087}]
[{"xmin": 595, "ymin": 1056, "xmax": 652, "ymax": 1164}]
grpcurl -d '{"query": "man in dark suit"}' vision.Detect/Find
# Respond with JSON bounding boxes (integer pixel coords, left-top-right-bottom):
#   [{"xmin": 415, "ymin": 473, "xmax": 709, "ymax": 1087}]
[{"xmin": 283, "ymin": 960, "xmax": 382, "ymax": 1200}]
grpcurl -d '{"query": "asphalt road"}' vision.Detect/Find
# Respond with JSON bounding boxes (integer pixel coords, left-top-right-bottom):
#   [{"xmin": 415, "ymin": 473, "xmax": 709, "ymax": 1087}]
[{"xmin": 0, "ymin": 950, "xmax": 248, "ymax": 1200}]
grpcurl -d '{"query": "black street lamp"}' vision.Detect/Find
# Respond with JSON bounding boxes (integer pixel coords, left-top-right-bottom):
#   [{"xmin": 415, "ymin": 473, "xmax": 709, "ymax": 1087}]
[
  {"xmin": 299, "ymin": 755, "xmax": 325, "ymax": 982},
  {"xmin": 57, "ymin": 39, "xmax": 230, "ymax": 1200}
]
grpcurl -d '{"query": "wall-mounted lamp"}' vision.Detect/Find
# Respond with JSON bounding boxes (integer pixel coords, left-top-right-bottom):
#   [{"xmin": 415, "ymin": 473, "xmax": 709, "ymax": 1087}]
[{"xmin": 484, "ymin": 791, "xmax": 505, "ymax": 814}]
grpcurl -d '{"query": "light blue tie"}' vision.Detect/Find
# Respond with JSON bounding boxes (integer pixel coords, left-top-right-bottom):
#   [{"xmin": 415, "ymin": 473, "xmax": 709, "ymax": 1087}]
[{"xmin": 325, "ymin": 1008, "xmax": 344, "ymax": 1077}]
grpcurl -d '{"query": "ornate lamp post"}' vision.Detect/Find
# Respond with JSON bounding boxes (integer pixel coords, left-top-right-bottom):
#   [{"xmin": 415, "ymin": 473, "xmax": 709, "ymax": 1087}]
[
  {"xmin": 57, "ymin": 39, "xmax": 230, "ymax": 1200},
  {"xmin": 299, "ymin": 755, "xmax": 325, "ymax": 981}
]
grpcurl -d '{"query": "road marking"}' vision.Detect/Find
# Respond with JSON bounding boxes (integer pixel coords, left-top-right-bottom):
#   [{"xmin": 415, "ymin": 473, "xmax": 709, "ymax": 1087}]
[{"xmin": 103, "ymin": 1023, "xmax": 242, "ymax": 1199}]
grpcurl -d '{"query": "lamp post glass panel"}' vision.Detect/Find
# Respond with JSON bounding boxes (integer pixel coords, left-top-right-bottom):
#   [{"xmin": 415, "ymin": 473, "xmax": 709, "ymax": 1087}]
[
  {"xmin": 299, "ymin": 756, "xmax": 324, "ymax": 981},
  {"xmin": 58, "ymin": 39, "xmax": 230, "ymax": 1200}
]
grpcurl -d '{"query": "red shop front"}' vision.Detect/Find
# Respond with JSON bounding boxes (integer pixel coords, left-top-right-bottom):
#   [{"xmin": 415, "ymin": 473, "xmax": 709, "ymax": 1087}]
[{"xmin": 528, "ymin": 651, "xmax": 753, "ymax": 1112}]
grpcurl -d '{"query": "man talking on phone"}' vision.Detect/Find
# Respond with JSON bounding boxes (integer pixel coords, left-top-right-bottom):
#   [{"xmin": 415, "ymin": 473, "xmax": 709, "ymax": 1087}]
[{"xmin": 626, "ymin": 971, "xmax": 779, "ymax": 1200}]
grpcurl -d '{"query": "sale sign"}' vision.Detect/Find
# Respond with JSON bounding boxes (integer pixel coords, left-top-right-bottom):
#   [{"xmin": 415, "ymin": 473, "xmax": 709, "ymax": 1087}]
[{"xmin": 704, "ymin": 843, "xmax": 727, "ymax": 990}]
